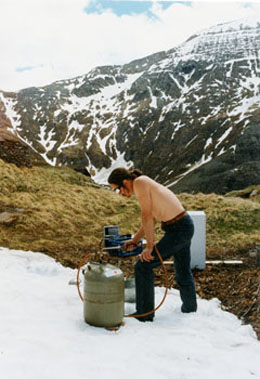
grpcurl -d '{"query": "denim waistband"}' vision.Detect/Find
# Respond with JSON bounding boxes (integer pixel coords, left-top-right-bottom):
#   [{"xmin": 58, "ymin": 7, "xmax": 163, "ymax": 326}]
[
  {"xmin": 161, "ymin": 211, "xmax": 187, "ymax": 227},
  {"xmin": 161, "ymin": 214, "xmax": 193, "ymax": 232}
]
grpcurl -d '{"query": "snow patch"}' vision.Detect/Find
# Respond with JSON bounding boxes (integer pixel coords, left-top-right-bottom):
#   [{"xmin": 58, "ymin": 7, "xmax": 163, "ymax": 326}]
[
  {"xmin": 90, "ymin": 152, "xmax": 133, "ymax": 185},
  {"xmin": 0, "ymin": 247, "xmax": 260, "ymax": 379}
]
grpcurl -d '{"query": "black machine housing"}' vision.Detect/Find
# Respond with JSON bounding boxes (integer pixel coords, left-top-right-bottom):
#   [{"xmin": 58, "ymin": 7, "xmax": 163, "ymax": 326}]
[{"xmin": 104, "ymin": 226, "xmax": 143, "ymax": 257}]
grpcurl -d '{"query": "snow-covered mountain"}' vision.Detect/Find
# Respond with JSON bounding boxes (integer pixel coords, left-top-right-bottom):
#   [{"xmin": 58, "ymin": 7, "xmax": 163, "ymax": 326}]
[{"xmin": 1, "ymin": 16, "xmax": 260, "ymax": 193}]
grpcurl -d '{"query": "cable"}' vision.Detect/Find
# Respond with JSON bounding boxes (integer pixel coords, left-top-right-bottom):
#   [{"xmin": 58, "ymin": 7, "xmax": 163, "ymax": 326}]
[
  {"xmin": 76, "ymin": 245, "xmax": 169, "ymax": 319},
  {"xmin": 76, "ymin": 253, "xmax": 92, "ymax": 301},
  {"xmin": 124, "ymin": 244, "xmax": 168, "ymax": 318}
]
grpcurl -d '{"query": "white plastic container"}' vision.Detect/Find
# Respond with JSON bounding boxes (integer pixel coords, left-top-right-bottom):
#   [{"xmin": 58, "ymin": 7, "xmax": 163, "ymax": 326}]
[{"xmin": 188, "ymin": 211, "xmax": 206, "ymax": 270}]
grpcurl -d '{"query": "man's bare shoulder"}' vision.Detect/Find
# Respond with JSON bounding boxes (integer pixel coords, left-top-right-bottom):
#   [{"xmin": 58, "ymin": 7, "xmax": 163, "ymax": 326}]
[
  {"xmin": 134, "ymin": 175, "xmax": 152, "ymax": 184},
  {"xmin": 133, "ymin": 176, "xmax": 153, "ymax": 194}
]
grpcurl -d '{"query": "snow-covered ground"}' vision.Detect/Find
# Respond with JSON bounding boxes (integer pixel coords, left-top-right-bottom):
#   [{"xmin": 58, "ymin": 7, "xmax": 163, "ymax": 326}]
[{"xmin": 0, "ymin": 247, "xmax": 260, "ymax": 379}]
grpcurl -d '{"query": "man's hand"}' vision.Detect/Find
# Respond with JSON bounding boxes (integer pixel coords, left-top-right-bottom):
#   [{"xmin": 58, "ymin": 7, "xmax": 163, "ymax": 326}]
[
  {"xmin": 123, "ymin": 239, "xmax": 138, "ymax": 251},
  {"xmin": 140, "ymin": 247, "xmax": 154, "ymax": 262}
]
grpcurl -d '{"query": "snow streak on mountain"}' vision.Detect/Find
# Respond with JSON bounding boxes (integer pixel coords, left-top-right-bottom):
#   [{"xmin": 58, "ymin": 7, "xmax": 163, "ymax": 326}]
[{"xmin": 1, "ymin": 16, "xmax": 260, "ymax": 193}]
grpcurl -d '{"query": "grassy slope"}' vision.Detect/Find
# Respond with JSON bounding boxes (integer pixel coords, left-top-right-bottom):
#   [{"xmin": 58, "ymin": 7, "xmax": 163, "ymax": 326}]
[{"xmin": 0, "ymin": 159, "xmax": 260, "ymax": 267}]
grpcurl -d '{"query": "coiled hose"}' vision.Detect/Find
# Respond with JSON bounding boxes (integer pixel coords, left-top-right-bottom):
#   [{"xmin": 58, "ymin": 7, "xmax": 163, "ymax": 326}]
[{"xmin": 76, "ymin": 244, "xmax": 169, "ymax": 319}]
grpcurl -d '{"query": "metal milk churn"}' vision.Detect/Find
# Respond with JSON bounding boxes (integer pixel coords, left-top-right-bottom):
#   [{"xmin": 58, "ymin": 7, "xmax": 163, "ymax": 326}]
[{"xmin": 83, "ymin": 262, "xmax": 124, "ymax": 328}]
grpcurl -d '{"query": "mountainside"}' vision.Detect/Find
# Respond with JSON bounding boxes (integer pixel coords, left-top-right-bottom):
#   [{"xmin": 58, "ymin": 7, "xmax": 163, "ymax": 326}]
[
  {"xmin": 0, "ymin": 16, "xmax": 260, "ymax": 193},
  {"xmin": 0, "ymin": 103, "xmax": 45, "ymax": 168}
]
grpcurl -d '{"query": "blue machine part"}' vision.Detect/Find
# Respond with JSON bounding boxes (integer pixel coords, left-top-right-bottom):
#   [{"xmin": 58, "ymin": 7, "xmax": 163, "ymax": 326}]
[{"xmin": 104, "ymin": 226, "xmax": 143, "ymax": 257}]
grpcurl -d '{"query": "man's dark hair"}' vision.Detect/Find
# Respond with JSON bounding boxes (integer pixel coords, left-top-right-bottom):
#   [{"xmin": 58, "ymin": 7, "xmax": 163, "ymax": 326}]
[{"xmin": 108, "ymin": 167, "xmax": 142, "ymax": 187}]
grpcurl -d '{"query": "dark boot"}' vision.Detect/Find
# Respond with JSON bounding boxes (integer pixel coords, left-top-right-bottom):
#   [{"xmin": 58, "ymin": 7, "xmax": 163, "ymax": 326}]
[{"xmin": 131, "ymin": 312, "xmax": 154, "ymax": 322}]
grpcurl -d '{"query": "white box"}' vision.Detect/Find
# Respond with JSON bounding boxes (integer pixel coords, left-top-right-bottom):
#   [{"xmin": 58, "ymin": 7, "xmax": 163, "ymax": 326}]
[{"xmin": 188, "ymin": 211, "xmax": 206, "ymax": 270}]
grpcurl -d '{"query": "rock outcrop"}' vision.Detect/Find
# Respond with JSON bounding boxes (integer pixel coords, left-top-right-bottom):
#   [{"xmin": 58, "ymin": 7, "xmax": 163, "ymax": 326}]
[{"xmin": 0, "ymin": 95, "xmax": 45, "ymax": 168}]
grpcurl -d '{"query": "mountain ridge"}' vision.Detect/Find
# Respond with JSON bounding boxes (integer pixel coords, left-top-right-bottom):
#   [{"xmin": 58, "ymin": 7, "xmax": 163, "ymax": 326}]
[{"xmin": 1, "ymin": 15, "xmax": 260, "ymax": 193}]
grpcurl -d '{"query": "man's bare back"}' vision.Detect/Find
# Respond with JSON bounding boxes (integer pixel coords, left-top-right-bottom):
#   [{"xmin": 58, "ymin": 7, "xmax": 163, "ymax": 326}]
[
  {"xmin": 108, "ymin": 168, "xmax": 186, "ymax": 262},
  {"xmin": 133, "ymin": 176, "xmax": 184, "ymax": 222}
]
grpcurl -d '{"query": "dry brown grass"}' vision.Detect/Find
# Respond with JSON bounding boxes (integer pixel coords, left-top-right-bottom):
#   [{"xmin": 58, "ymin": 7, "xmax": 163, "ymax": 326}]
[
  {"xmin": 0, "ymin": 160, "xmax": 141, "ymax": 265},
  {"xmin": 1, "ymin": 159, "xmax": 260, "ymax": 267}
]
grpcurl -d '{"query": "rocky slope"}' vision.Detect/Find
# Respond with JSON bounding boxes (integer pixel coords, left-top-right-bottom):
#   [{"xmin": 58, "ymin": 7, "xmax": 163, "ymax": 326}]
[
  {"xmin": 0, "ymin": 16, "xmax": 260, "ymax": 193},
  {"xmin": 0, "ymin": 105, "xmax": 43, "ymax": 168}
]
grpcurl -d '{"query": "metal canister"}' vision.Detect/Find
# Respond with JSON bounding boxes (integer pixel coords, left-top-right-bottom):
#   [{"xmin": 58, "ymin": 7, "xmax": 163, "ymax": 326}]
[
  {"xmin": 83, "ymin": 262, "xmax": 124, "ymax": 327},
  {"xmin": 124, "ymin": 277, "xmax": 136, "ymax": 303}
]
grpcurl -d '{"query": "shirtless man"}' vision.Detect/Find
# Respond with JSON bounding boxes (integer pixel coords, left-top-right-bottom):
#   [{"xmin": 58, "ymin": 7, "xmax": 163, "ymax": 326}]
[{"xmin": 108, "ymin": 168, "xmax": 197, "ymax": 321}]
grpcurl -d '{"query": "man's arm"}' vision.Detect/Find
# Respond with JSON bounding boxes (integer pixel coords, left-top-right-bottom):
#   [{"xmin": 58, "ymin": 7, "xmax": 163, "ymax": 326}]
[
  {"xmin": 132, "ymin": 225, "xmax": 145, "ymax": 244},
  {"xmin": 124, "ymin": 225, "xmax": 144, "ymax": 251}
]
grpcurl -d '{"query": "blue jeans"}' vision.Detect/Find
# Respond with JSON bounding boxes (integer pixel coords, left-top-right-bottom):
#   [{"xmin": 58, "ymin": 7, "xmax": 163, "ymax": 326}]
[{"xmin": 135, "ymin": 214, "xmax": 197, "ymax": 318}]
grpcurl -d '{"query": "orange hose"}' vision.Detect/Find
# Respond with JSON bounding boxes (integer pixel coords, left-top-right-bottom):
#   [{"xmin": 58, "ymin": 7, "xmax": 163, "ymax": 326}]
[
  {"xmin": 76, "ymin": 245, "xmax": 169, "ymax": 319},
  {"xmin": 125, "ymin": 245, "xmax": 168, "ymax": 318},
  {"xmin": 76, "ymin": 253, "xmax": 92, "ymax": 301}
]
